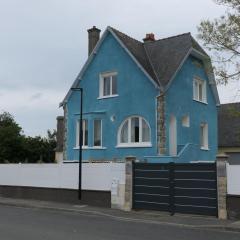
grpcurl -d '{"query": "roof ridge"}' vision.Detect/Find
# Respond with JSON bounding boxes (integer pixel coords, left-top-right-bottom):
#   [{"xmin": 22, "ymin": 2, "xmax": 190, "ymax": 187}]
[
  {"xmin": 109, "ymin": 26, "xmax": 191, "ymax": 44},
  {"xmin": 108, "ymin": 26, "xmax": 143, "ymax": 44},
  {"xmin": 145, "ymin": 32, "xmax": 191, "ymax": 44}
]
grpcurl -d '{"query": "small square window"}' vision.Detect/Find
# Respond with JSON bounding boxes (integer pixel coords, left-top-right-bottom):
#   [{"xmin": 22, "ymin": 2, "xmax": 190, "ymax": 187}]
[
  {"xmin": 99, "ymin": 72, "xmax": 118, "ymax": 98},
  {"xmin": 182, "ymin": 116, "xmax": 190, "ymax": 127}
]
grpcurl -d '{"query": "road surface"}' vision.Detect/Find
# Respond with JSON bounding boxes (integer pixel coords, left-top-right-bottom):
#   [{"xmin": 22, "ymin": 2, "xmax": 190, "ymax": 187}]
[{"xmin": 0, "ymin": 205, "xmax": 239, "ymax": 240}]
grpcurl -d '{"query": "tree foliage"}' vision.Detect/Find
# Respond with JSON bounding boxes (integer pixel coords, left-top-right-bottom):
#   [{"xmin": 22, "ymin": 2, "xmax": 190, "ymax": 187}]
[
  {"xmin": 197, "ymin": 0, "xmax": 240, "ymax": 84},
  {"xmin": 0, "ymin": 111, "xmax": 56, "ymax": 163},
  {"xmin": 0, "ymin": 112, "xmax": 25, "ymax": 163}
]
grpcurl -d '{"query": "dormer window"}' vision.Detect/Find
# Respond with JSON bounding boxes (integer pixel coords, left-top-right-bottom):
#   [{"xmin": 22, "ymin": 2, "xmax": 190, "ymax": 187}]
[
  {"xmin": 99, "ymin": 72, "xmax": 118, "ymax": 99},
  {"xmin": 193, "ymin": 78, "xmax": 207, "ymax": 103}
]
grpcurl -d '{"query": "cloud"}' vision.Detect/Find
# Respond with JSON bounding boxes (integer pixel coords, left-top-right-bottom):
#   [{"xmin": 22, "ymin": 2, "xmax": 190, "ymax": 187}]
[
  {"xmin": 29, "ymin": 92, "xmax": 43, "ymax": 101},
  {"xmin": 0, "ymin": 0, "xmax": 235, "ymax": 136},
  {"xmin": 0, "ymin": 88, "xmax": 63, "ymax": 136}
]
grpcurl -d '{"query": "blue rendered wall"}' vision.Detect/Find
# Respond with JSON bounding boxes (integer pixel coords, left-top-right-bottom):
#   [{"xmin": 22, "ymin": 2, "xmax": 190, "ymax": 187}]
[
  {"xmin": 165, "ymin": 55, "xmax": 218, "ymax": 162},
  {"xmin": 66, "ymin": 32, "xmax": 159, "ymax": 161}
]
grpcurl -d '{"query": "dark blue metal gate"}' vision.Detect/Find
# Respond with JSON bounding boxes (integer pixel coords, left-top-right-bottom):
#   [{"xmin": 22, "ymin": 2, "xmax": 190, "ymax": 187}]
[{"xmin": 133, "ymin": 162, "xmax": 218, "ymax": 216}]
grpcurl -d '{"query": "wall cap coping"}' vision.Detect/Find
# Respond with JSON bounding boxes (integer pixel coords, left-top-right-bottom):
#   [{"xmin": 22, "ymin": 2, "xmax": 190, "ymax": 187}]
[
  {"xmin": 125, "ymin": 156, "xmax": 136, "ymax": 162},
  {"xmin": 216, "ymin": 153, "xmax": 229, "ymax": 159}
]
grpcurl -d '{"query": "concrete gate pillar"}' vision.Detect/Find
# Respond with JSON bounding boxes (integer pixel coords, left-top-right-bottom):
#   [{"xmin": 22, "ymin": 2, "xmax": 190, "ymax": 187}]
[
  {"xmin": 216, "ymin": 154, "xmax": 228, "ymax": 219},
  {"xmin": 124, "ymin": 156, "xmax": 136, "ymax": 211}
]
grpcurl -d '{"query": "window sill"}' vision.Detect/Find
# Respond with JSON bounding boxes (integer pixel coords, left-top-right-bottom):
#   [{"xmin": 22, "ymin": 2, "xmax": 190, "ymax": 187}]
[
  {"xmin": 116, "ymin": 143, "xmax": 152, "ymax": 148},
  {"xmin": 193, "ymin": 99, "xmax": 208, "ymax": 105},
  {"xmin": 74, "ymin": 146, "xmax": 107, "ymax": 150},
  {"xmin": 98, "ymin": 94, "xmax": 119, "ymax": 100},
  {"xmin": 201, "ymin": 147, "xmax": 210, "ymax": 151}
]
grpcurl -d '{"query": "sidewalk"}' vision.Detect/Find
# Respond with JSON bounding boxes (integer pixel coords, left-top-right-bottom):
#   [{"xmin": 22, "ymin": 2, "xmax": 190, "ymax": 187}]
[{"xmin": 0, "ymin": 196, "xmax": 239, "ymax": 233}]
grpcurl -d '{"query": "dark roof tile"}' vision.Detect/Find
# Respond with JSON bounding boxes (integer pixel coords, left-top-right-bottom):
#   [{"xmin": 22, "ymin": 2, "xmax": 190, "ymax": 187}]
[
  {"xmin": 218, "ymin": 103, "xmax": 240, "ymax": 147},
  {"xmin": 110, "ymin": 27, "xmax": 208, "ymax": 88},
  {"xmin": 110, "ymin": 27, "xmax": 159, "ymax": 85}
]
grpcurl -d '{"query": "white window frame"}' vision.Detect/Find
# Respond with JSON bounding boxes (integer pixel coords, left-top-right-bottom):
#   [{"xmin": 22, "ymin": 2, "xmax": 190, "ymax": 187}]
[
  {"xmin": 93, "ymin": 119, "xmax": 102, "ymax": 148},
  {"xmin": 99, "ymin": 72, "xmax": 118, "ymax": 99},
  {"xmin": 193, "ymin": 77, "xmax": 207, "ymax": 103},
  {"xmin": 200, "ymin": 123, "xmax": 209, "ymax": 150},
  {"xmin": 117, "ymin": 116, "xmax": 151, "ymax": 148},
  {"xmin": 76, "ymin": 119, "xmax": 88, "ymax": 148}
]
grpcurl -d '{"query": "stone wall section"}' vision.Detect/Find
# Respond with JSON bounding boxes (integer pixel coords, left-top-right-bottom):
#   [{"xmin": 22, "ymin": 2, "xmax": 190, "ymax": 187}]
[{"xmin": 157, "ymin": 94, "xmax": 166, "ymax": 155}]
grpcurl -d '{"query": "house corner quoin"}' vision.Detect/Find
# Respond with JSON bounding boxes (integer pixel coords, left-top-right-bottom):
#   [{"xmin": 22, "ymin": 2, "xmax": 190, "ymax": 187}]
[{"xmin": 157, "ymin": 94, "xmax": 166, "ymax": 155}]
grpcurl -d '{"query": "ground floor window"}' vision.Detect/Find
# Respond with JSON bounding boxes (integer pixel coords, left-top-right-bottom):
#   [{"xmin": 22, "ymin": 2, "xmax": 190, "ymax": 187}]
[
  {"xmin": 94, "ymin": 119, "xmax": 102, "ymax": 147},
  {"xmin": 76, "ymin": 119, "xmax": 88, "ymax": 147},
  {"xmin": 200, "ymin": 123, "xmax": 208, "ymax": 150},
  {"xmin": 118, "ymin": 116, "xmax": 151, "ymax": 147}
]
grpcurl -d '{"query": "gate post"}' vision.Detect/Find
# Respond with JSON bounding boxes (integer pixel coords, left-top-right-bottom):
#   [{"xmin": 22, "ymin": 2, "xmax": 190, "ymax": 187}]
[
  {"xmin": 124, "ymin": 156, "xmax": 136, "ymax": 211},
  {"xmin": 216, "ymin": 154, "xmax": 228, "ymax": 219}
]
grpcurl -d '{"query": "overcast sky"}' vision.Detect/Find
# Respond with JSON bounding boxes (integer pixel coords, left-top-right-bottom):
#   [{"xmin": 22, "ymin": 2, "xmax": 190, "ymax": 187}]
[{"xmin": 0, "ymin": 0, "xmax": 239, "ymax": 136}]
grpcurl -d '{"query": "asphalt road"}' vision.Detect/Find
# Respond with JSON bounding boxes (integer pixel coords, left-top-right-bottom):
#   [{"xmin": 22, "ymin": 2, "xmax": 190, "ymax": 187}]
[{"xmin": 0, "ymin": 205, "xmax": 239, "ymax": 240}]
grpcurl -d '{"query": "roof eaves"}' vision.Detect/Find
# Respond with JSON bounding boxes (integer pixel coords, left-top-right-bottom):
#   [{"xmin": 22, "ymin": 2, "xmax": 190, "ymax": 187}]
[
  {"xmin": 191, "ymin": 36, "xmax": 209, "ymax": 56},
  {"xmin": 59, "ymin": 28, "xmax": 110, "ymax": 107},
  {"xmin": 199, "ymin": 53, "xmax": 220, "ymax": 106}
]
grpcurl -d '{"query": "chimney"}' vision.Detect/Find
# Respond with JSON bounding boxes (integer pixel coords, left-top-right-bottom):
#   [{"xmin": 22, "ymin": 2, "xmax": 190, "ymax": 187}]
[
  {"xmin": 143, "ymin": 33, "xmax": 155, "ymax": 43},
  {"xmin": 55, "ymin": 116, "xmax": 64, "ymax": 153},
  {"xmin": 87, "ymin": 26, "xmax": 101, "ymax": 56}
]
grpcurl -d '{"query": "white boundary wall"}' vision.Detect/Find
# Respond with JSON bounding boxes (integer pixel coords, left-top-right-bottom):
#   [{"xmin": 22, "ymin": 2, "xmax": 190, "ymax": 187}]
[
  {"xmin": 0, "ymin": 163, "xmax": 125, "ymax": 191},
  {"xmin": 227, "ymin": 163, "xmax": 240, "ymax": 195}
]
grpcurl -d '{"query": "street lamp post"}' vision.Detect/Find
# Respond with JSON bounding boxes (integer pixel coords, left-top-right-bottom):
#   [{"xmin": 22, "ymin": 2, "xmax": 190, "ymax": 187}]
[{"xmin": 71, "ymin": 87, "xmax": 83, "ymax": 200}]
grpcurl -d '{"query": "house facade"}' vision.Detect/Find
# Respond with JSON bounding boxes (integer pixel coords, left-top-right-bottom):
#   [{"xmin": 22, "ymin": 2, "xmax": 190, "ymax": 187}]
[{"xmin": 60, "ymin": 26, "xmax": 220, "ymax": 163}]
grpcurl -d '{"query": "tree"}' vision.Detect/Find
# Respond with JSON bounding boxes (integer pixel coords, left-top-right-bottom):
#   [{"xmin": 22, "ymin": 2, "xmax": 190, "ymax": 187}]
[
  {"xmin": 0, "ymin": 111, "xmax": 57, "ymax": 163},
  {"xmin": 0, "ymin": 112, "xmax": 25, "ymax": 163},
  {"xmin": 23, "ymin": 131, "xmax": 56, "ymax": 163},
  {"xmin": 197, "ymin": 0, "xmax": 240, "ymax": 84}
]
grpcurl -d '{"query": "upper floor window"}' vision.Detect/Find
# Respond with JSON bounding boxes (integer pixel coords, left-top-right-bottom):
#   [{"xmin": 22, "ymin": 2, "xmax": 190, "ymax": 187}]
[
  {"xmin": 200, "ymin": 123, "xmax": 208, "ymax": 150},
  {"xmin": 76, "ymin": 119, "xmax": 88, "ymax": 147},
  {"xmin": 117, "ymin": 116, "xmax": 151, "ymax": 147},
  {"xmin": 99, "ymin": 72, "xmax": 118, "ymax": 98},
  {"xmin": 193, "ymin": 78, "xmax": 207, "ymax": 103}
]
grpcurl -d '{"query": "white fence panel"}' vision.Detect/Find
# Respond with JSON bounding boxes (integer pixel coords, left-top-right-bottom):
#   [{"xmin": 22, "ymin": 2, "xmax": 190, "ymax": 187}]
[
  {"xmin": 227, "ymin": 163, "xmax": 240, "ymax": 195},
  {"xmin": 0, "ymin": 162, "xmax": 125, "ymax": 191}
]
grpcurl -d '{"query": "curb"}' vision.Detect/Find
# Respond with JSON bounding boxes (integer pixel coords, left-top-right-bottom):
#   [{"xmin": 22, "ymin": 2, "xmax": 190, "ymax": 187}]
[{"xmin": 223, "ymin": 226, "xmax": 240, "ymax": 233}]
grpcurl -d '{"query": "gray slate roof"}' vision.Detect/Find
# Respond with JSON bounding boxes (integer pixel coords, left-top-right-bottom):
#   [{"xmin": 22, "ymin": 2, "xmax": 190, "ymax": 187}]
[
  {"xmin": 110, "ymin": 27, "xmax": 208, "ymax": 88},
  {"xmin": 218, "ymin": 103, "xmax": 240, "ymax": 147},
  {"xmin": 60, "ymin": 26, "xmax": 217, "ymax": 106}
]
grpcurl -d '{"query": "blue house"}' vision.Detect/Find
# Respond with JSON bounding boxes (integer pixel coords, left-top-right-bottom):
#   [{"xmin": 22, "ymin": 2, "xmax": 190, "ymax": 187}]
[{"xmin": 60, "ymin": 26, "xmax": 220, "ymax": 163}]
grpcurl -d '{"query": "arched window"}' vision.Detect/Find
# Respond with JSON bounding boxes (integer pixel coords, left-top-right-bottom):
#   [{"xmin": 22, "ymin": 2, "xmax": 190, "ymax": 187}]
[{"xmin": 118, "ymin": 116, "xmax": 151, "ymax": 147}]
